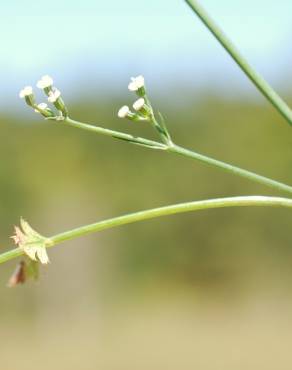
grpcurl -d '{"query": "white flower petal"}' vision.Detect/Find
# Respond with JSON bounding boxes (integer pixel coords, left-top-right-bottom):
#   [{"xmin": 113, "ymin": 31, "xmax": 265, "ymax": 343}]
[
  {"xmin": 128, "ymin": 82, "xmax": 137, "ymax": 92},
  {"xmin": 134, "ymin": 75, "xmax": 144, "ymax": 88},
  {"xmin": 128, "ymin": 75, "xmax": 145, "ymax": 91},
  {"xmin": 38, "ymin": 103, "xmax": 48, "ymax": 109},
  {"xmin": 34, "ymin": 103, "xmax": 48, "ymax": 113},
  {"xmin": 19, "ymin": 86, "xmax": 33, "ymax": 98},
  {"xmin": 118, "ymin": 105, "xmax": 130, "ymax": 118},
  {"xmin": 133, "ymin": 98, "xmax": 145, "ymax": 111},
  {"xmin": 48, "ymin": 89, "xmax": 61, "ymax": 103},
  {"xmin": 37, "ymin": 75, "xmax": 53, "ymax": 89}
]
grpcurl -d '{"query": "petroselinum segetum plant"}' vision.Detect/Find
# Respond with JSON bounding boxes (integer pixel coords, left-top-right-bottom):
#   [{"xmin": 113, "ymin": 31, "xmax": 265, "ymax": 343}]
[{"xmin": 1, "ymin": 0, "xmax": 292, "ymax": 287}]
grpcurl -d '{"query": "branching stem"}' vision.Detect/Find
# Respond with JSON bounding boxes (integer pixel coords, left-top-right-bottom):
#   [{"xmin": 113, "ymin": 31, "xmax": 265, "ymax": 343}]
[
  {"xmin": 10, "ymin": 2, "xmax": 292, "ymax": 282},
  {"xmin": 63, "ymin": 118, "xmax": 292, "ymax": 196}
]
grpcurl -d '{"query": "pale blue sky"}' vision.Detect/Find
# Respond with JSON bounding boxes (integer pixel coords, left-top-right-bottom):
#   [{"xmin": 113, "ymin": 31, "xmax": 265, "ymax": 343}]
[{"xmin": 2, "ymin": 0, "xmax": 292, "ymax": 111}]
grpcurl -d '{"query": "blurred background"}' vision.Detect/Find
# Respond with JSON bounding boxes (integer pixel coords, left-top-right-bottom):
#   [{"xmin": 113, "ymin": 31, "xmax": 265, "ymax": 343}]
[{"xmin": 1, "ymin": 0, "xmax": 292, "ymax": 369}]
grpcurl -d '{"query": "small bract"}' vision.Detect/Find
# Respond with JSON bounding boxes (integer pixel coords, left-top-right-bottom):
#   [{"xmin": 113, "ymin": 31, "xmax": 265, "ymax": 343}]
[{"xmin": 11, "ymin": 219, "xmax": 51, "ymax": 265}]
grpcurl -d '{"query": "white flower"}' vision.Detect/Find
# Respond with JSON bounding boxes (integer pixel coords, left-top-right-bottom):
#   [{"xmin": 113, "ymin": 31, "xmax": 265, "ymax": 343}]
[
  {"xmin": 48, "ymin": 89, "xmax": 61, "ymax": 103},
  {"xmin": 37, "ymin": 75, "xmax": 53, "ymax": 89},
  {"xmin": 128, "ymin": 75, "xmax": 145, "ymax": 91},
  {"xmin": 118, "ymin": 105, "xmax": 130, "ymax": 118},
  {"xmin": 19, "ymin": 86, "xmax": 33, "ymax": 98},
  {"xmin": 133, "ymin": 98, "xmax": 145, "ymax": 111},
  {"xmin": 34, "ymin": 103, "xmax": 48, "ymax": 113}
]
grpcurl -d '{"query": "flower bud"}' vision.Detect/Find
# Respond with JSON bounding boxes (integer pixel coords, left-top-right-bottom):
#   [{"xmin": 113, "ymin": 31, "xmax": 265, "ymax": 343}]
[
  {"xmin": 118, "ymin": 105, "xmax": 130, "ymax": 118},
  {"xmin": 118, "ymin": 105, "xmax": 141, "ymax": 121},
  {"xmin": 48, "ymin": 89, "xmax": 61, "ymax": 103},
  {"xmin": 37, "ymin": 75, "xmax": 54, "ymax": 95},
  {"xmin": 34, "ymin": 103, "xmax": 55, "ymax": 118},
  {"xmin": 19, "ymin": 86, "xmax": 35, "ymax": 107},
  {"xmin": 48, "ymin": 89, "xmax": 68, "ymax": 116},
  {"xmin": 128, "ymin": 75, "xmax": 146, "ymax": 97},
  {"xmin": 133, "ymin": 98, "xmax": 151, "ymax": 117}
]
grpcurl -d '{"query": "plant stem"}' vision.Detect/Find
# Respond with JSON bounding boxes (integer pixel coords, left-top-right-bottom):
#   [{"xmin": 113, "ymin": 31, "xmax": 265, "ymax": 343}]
[
  {"xmin": 185, "ymin": 0, "xmax": 292, "ymax": 126},
  {"xmin": 63, "ymin": 117, "xmax": 167, "ymax": 150},
  {"xmin": 62, "ymin": 118, "xmax": 292, "ymax": 195},
  {"xmin": 1, "ymin": 196, "xmax": 292, "ymax": 265},
  {"xmin": 168, "ymin": 144, "xmax": 292, "ymax": 195},
  {"xmin": 0, "ymin": 249, "xmax": 23, "ymax": 265}
]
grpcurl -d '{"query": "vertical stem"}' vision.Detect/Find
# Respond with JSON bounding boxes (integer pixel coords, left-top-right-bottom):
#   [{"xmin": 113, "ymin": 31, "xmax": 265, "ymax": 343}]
[{"xmin": 185, "ymin": 0, "xmax": 292, "ymax": 126}]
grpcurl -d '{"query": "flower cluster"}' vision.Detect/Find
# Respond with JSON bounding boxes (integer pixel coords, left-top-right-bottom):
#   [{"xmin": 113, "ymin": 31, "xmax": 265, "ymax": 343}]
[
  {"xmin": 19, "ymin": 75, "xmax": 68, "ymax": 119},
  {"xmin": 11, "ymin": 219, "xmax": 52, "ymax": 264},
  {"xmin": 118, "ymin": 75, "xmax": 153, "ymax": 122}
]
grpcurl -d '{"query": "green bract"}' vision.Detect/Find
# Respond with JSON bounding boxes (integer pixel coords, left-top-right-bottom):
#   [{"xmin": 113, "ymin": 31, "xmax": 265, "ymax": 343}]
[{"xmin": 11, "ymin": 219, "xmax": 52, "ymax": 264}]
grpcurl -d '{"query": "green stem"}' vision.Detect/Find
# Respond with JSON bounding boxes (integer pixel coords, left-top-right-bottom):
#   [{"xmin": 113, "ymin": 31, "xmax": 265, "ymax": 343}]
[
  {"xmin": 0, "ymin": 249, "xmax": 23, "ymax": 265},
  {"xmin": 185, "ymin": 0, "xmax": 292, "ymax": 126},
  {"xmin": 1, "ymin": 196, "xmax": 292, "ymax": 265},
  {"xmin": 62, "ymin": 118, "xmax": 292, "ymax": 195},
  {"xmin": 144, "ymin": 95, "xmax": 172, "ymax": 145},
  {"xmin": 64, "ymin": 117, "xmax": 167, "ymax": 150},
  {"xmin": 168, "ymin": 144, "xmax": 292, "ymax": 195}
]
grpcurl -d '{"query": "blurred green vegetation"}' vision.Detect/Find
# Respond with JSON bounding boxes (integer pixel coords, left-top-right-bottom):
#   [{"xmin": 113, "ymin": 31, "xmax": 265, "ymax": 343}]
[
  {"xmin": 1, "ymin": 95, "xmax": 292, "ymax": 370},
  {"xmin": 1, "ymin": 95, "xmax": 292, "ymax": 304}
]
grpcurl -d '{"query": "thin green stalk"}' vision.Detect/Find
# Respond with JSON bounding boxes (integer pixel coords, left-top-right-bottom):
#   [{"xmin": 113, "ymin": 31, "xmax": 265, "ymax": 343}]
[
  {"xmin": 168, "ymin": 144, "xmax": 292, "ymax": 195},
  {"xmin": 0, "ymin": 249, "xmax": 23, "ymax": 265},
  {"xmin": 63, "ymin": 118, "xmax": 292, "ymax": 196},
  {"xmin": 1, "ymin": 196, "xmax": 292, "ymax": 265},
  {"xmin": 185, "ymin": 0, "xmax": 292, "ymax": 126},
  {"xmin": 63, "ymin": 117, "xmax": 167, "ymax": 150}
]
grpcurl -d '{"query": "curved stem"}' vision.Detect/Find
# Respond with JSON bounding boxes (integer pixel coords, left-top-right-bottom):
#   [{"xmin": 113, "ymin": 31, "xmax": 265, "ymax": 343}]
[
  {"xmin": 185, "ymin": 0, "xmax": 292, "ymax": 126},
  {"xmin": 1, "ymin": 196, "xmax": 292, "ymax": 265},
  {"xmin": 60, "ymin": 118, "xmax": 292, "ymax": 195}
]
